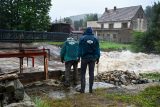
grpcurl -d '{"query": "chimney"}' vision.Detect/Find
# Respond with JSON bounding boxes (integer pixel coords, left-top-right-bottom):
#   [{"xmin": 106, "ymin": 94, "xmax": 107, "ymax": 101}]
[
  {"xmin": 105, "ymin": 8, "xmax": 108, "ymax": 12},
  {"xmin": 114, "ymin": 6, "xmax": 117, "ymax": 11}
]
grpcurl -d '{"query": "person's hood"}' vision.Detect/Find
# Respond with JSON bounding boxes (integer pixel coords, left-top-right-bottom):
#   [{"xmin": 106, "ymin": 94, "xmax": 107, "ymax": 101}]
[{"xmin": 84, "ymin": 27, "xmax": 93, "ymax": 35}]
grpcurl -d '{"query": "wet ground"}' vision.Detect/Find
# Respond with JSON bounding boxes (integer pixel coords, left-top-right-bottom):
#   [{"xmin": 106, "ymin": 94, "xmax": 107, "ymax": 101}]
[
  {"xmin": 24, "ymin": 78, "xmax": 160, "ymax": 100},
  {"xmin": 24, "ymin": 79, "xmax": 115, "ymax": 99}
]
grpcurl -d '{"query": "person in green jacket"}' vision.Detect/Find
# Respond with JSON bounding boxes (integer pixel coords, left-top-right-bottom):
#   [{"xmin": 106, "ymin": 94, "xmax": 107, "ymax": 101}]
[{"xmin": 60, "ymin": 37, "xmax": 79, "ymax": 87}]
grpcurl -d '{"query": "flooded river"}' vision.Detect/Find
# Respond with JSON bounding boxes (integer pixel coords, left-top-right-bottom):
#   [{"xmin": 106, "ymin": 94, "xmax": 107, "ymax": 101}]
[
  {"xmin": 0, "ymin": 43, "xmax": 160, "ymax": 75},
  {"xmin": 96, "ymin": 50, "xmax": 160, "ymax": 75}
]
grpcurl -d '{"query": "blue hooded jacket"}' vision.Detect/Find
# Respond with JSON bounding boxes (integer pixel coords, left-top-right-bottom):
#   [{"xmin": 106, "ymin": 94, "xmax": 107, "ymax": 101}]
[{"xmin": 78, "ymin": 27, "xmax": 100, "ymax": 60}]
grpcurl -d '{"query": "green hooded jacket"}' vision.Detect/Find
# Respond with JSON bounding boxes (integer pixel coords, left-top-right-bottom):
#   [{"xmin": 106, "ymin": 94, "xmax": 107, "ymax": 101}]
[{"xmin": 60, "ymin": 37, "xmax": 79, "ymax": 62}]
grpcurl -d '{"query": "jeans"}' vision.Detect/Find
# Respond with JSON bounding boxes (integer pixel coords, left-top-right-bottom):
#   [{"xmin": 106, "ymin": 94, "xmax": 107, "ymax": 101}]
[
  {"xmin": 65, "ymin": 60, "xmax": 78, "ymax": 86},
  {"xmin": 81, "ymin": 59, "xmax": 95, "ymax": 93}
]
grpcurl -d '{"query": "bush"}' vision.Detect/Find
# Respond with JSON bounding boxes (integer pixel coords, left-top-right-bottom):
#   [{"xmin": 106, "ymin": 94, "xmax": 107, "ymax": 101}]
[
  {"xmin": 154, "ymin": 41, "xmax": 160, "ymax": 53},
  {"xmin": 131, "ymin": 31, "xmax": 146, "ymax": 52}
]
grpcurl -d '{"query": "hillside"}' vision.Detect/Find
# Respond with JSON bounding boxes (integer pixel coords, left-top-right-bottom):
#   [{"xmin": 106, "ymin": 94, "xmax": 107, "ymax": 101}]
[{"xmin": 69, "ymin": 13, "xmax": 102, "ymax": 21}]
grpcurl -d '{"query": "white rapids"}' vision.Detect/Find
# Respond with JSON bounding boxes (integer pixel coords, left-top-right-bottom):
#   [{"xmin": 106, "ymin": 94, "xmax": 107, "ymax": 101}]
[{"xmin": 94, "ymin": 50, "xmax": 160, "ymax": 75}]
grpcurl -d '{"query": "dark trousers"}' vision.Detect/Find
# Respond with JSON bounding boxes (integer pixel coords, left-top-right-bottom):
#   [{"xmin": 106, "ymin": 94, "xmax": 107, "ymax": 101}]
[
  {"xmin": 81, "ymin": 59, "xmax": 95, "ymax": 92},
  {"xmin": 65, "ymin": 60, "xmax": 78, "ymax": 85}
]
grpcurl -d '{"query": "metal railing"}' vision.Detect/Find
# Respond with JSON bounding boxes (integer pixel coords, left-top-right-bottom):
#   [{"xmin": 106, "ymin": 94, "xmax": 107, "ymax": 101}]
[{"xmin": 0, "ymin": 29, "xmax": 70, "ymax": 42}]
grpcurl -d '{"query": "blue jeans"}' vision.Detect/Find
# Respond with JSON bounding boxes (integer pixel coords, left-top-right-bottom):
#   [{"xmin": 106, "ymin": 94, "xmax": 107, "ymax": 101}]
[{"xmin": 81, "ymin": 59, "xmax": 95, "ymax": 92}]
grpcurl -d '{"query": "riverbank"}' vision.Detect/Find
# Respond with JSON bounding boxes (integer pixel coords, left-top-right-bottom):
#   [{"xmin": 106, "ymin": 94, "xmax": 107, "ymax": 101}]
[
  {"xmin": 0, "ymin": 43, "xmax": 160, "ymax": 107},
  {"xmin": 26, "ymin": 81, "xmax": 160, "ymax": 107}
]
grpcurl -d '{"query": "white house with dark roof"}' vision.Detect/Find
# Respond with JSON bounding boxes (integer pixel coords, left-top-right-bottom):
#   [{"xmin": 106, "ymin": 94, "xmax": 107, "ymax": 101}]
[{"xmin": 87, "ymin": 5, "xmax": 147, "ymax": 43}]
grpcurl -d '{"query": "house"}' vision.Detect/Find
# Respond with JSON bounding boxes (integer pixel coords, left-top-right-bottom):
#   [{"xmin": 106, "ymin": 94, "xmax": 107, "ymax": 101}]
[
  {"xmin": 87, "ymin": 5, "xmax": 147, "ymax": 43},
  {"xmin": 48, "ymin": 23, "xmax": 71, "ymax": 33}
]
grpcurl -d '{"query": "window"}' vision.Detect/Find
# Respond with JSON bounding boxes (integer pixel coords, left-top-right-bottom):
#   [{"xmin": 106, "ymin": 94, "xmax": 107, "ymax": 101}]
[
  {"xmin": 141, "ymin": 14, "xmax": 143, "ymax": 18},
  {"xmin": 122, "ymin": 23, "xmax": 128, "ymax": 28},
  {"xmin": 137, "ymin": 14, "xmax": 140, "ymax": 18},
  {"xmin": 107, "ymin": 34, "xmax": 111, "ymax": 41},
  {"xmin": 109, "ymin": 23, "xmax": 114, "ymax": 29},
  {"xmin": 113, "ymin": 34, "xmax": 117, "ymax": 39},
  {"xmin": 101, "ymin": 24, "xmax": 104, "ymax": 28},
  {"xmin": 137, "ymin": 14, "xmax": 143, "ymax": 18}
]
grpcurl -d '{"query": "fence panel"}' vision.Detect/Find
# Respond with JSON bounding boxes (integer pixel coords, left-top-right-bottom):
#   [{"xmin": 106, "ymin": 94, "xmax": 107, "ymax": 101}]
[{"xmin": 0, "ymin": 30, "xmax": 70, "ymax": 42}]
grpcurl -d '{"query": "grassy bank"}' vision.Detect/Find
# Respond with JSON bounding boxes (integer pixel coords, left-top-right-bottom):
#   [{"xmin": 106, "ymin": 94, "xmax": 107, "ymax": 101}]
[
  {"xmin": 105, "ymin": 85, "xmax": 160, "ymax": 107},
  {"xmin": 48, "ymin": 41, "xmax": 131, "ymax": 51},
  {"xmin": 139, "ymin": 72, "xmax": 160, "ymax": 80},
  {"xmin": 33, "ymin": 85, "xmax": 160, "ymax": 107},
  {"xmin": 48, "ymin": 42, "xmax": 64, "ymax": 46},
  {"xmin": 99, "ymin": 41, "xmax": 131, "ymax": 51}
]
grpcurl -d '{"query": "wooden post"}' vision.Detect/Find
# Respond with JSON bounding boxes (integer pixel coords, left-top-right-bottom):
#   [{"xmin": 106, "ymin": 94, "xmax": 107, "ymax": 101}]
[
  {"xmin": 27, "ymin": 57, "xmax": 28, "ymax": 67},
  {"xmin": 32, "ymin": 57, "xmax": 35, "ymax": 67},
  {"xmin": 44, "ymin": 56, "xmax": 48, "ymax": 80},
  {"xmin": 19, "ymin": 57, "xmax": 23, "ymax": 73}
]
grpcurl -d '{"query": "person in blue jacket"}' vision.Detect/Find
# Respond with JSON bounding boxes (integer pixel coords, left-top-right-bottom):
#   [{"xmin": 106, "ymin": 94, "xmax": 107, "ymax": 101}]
[
  {"xmin": 60, "ymin": 37, "xmax": 79, "ymax": 87},
  {"xmin": 78, "ymin": 27, "xmax": 100, "ymax": 93}
]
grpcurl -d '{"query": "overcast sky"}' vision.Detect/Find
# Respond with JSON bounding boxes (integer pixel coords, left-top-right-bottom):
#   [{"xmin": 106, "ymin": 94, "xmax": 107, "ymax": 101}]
[{"xmin": 49, "ymin": 0, "xmax": 159, "ymax": 22}]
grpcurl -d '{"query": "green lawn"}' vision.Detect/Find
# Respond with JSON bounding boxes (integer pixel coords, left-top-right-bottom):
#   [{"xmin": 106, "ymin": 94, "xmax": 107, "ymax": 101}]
[
  {"xmin": 48, "ymin": 42, "xmax": 64, "ymax": 46},
  {"xmin": 48, "ymin": 41, "xmax": 131, "ymax": 51},
  {"xmin": 99, "ymin": 41, "xmax": 131, "ymax": 51},
  {"xmin": 105, "ymin": 85, "xmax": 160, "ymax": 107}
]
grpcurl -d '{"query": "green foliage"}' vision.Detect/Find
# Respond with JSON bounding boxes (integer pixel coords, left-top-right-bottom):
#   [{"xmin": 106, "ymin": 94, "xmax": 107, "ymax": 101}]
[
  {"xmin": 64, "ymin": 17, "xmax": 72, "ymax": 24},
  {"xmin": 48, "ymin": 42, "xmax": 64, "ymax": 47},
  {"xmin": 33, "ymin": 96, "xmax": 72, "ymax": 107},
  {"xmin": 145, "ymin": 6, "xmax": 153, "ymax": 27},
  {"xmin": 73, "ymin": 13, "xmax": 98, "ymax": 30},
  {"xmin": 74, "ymin": 19, "xmax": 84, "ymax": 30},
  {"xmin": 105, "ymin": 85, "xmax": 160, "ymax": 107},
  {"xmin": 131, "ymin": 31, "xmax": 146, "ymax": 52},
  {"xmin": 132, "ymin": 2, "xmax": 160, "ymax": 53},
  {"xmin": 48, "ymin": 41, "xmax": 131, "ymax": 51},
  {"xmin": 146, "ymin": 2, "xmax": 160, "ymax": 52},
  {"xmin": 154, "ymin": 41, "xmax": 160, "ymax": 53},
  {"xmin": 0, "ymin": 0, "xmax": 52, "ymax": 31},
  {"xmin": 139, "ymin": 72, "xmax": 160, "ymax": 80},
  {"xmin": 83, "ymin": 13, "xmax": 98, "ymax": 27},
  {"xmin": 34, "ymin": 97, "xmax": 50, "ymax": 107},
  {"xmin": 100, "ymin": 41, "xmax": 131, "ymax": 51}
]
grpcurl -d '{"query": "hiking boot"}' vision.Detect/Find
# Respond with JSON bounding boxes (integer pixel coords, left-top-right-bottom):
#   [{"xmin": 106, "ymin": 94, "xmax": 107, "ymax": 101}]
[
  {"xmin": 76, "ymin": 88, "xmax": 84, "ymax": 93},
  {"xmin": 73, "ymin": 82, "xmax": 78, "ymax": 86},
  {"xmin": 89, "ymin": 89, "xmax": 93, "ymax": 93},
  {"xmin": 63, "ymin": 81, "xmax": 70, "ymax": 87}
]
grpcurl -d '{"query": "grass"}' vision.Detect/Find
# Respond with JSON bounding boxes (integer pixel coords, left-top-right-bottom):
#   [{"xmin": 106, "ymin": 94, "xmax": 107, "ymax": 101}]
[
  {"xmin": 32, "ymin": 85, "xmax": 160, "ymax": 107},
  {"xmin": 139, "ymin": 72, "xmax": 160, "ymax": 80},
  {"xmin": 34, "ymin": 97, "xmax": 51, "ymax": 107},
  {"xmin": 105, "ymin": 85, "xmax": 160, "ymax": 107},
  {"xmin": 99, "ymin": 41, "xmax": 131, "ymax": 51},
  {"xmin": 48, "ymin": 41, "xmax": 131, "ymax": 51},
  {"xmin": 48, "ymin": 41, "xmax": 64, "ymax": 47}
]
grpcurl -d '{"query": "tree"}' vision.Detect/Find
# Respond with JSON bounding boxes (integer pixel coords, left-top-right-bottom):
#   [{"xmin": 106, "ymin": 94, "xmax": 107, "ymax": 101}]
[
  {"xmin": 0, "ymin": 0, "xmax": 52, "ymax": 31},
  {"xmin": 64, "ymin": 17, "xmax": 72, "ymax": 24},
  {"xmin": 72, "ymin": 13, "xmax": 98, "ymax": 30},
  {"xmin": 132, "ymin": 2, "xmax": 160, "ymax": 53},
  {"xmin": 145, "ymin": 6, "xmax": 153, "ymax": 28},
  {"xmin": 74, "ymin": 19, "xmax": 84, "ymax": 30},
  {"xmin": 83, "ymin": 14, "xmax": 98, "ymax": 27}
]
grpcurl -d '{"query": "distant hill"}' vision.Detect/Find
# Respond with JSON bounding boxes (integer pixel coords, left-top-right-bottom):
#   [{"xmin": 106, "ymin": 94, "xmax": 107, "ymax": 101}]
[
  {"xmin": 52, "ymin": 14, "xmax": 102, "ymax": 23},
  {"xmin": 69, "ymin": 14, "xmax": 102, "ymax": 22}
]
